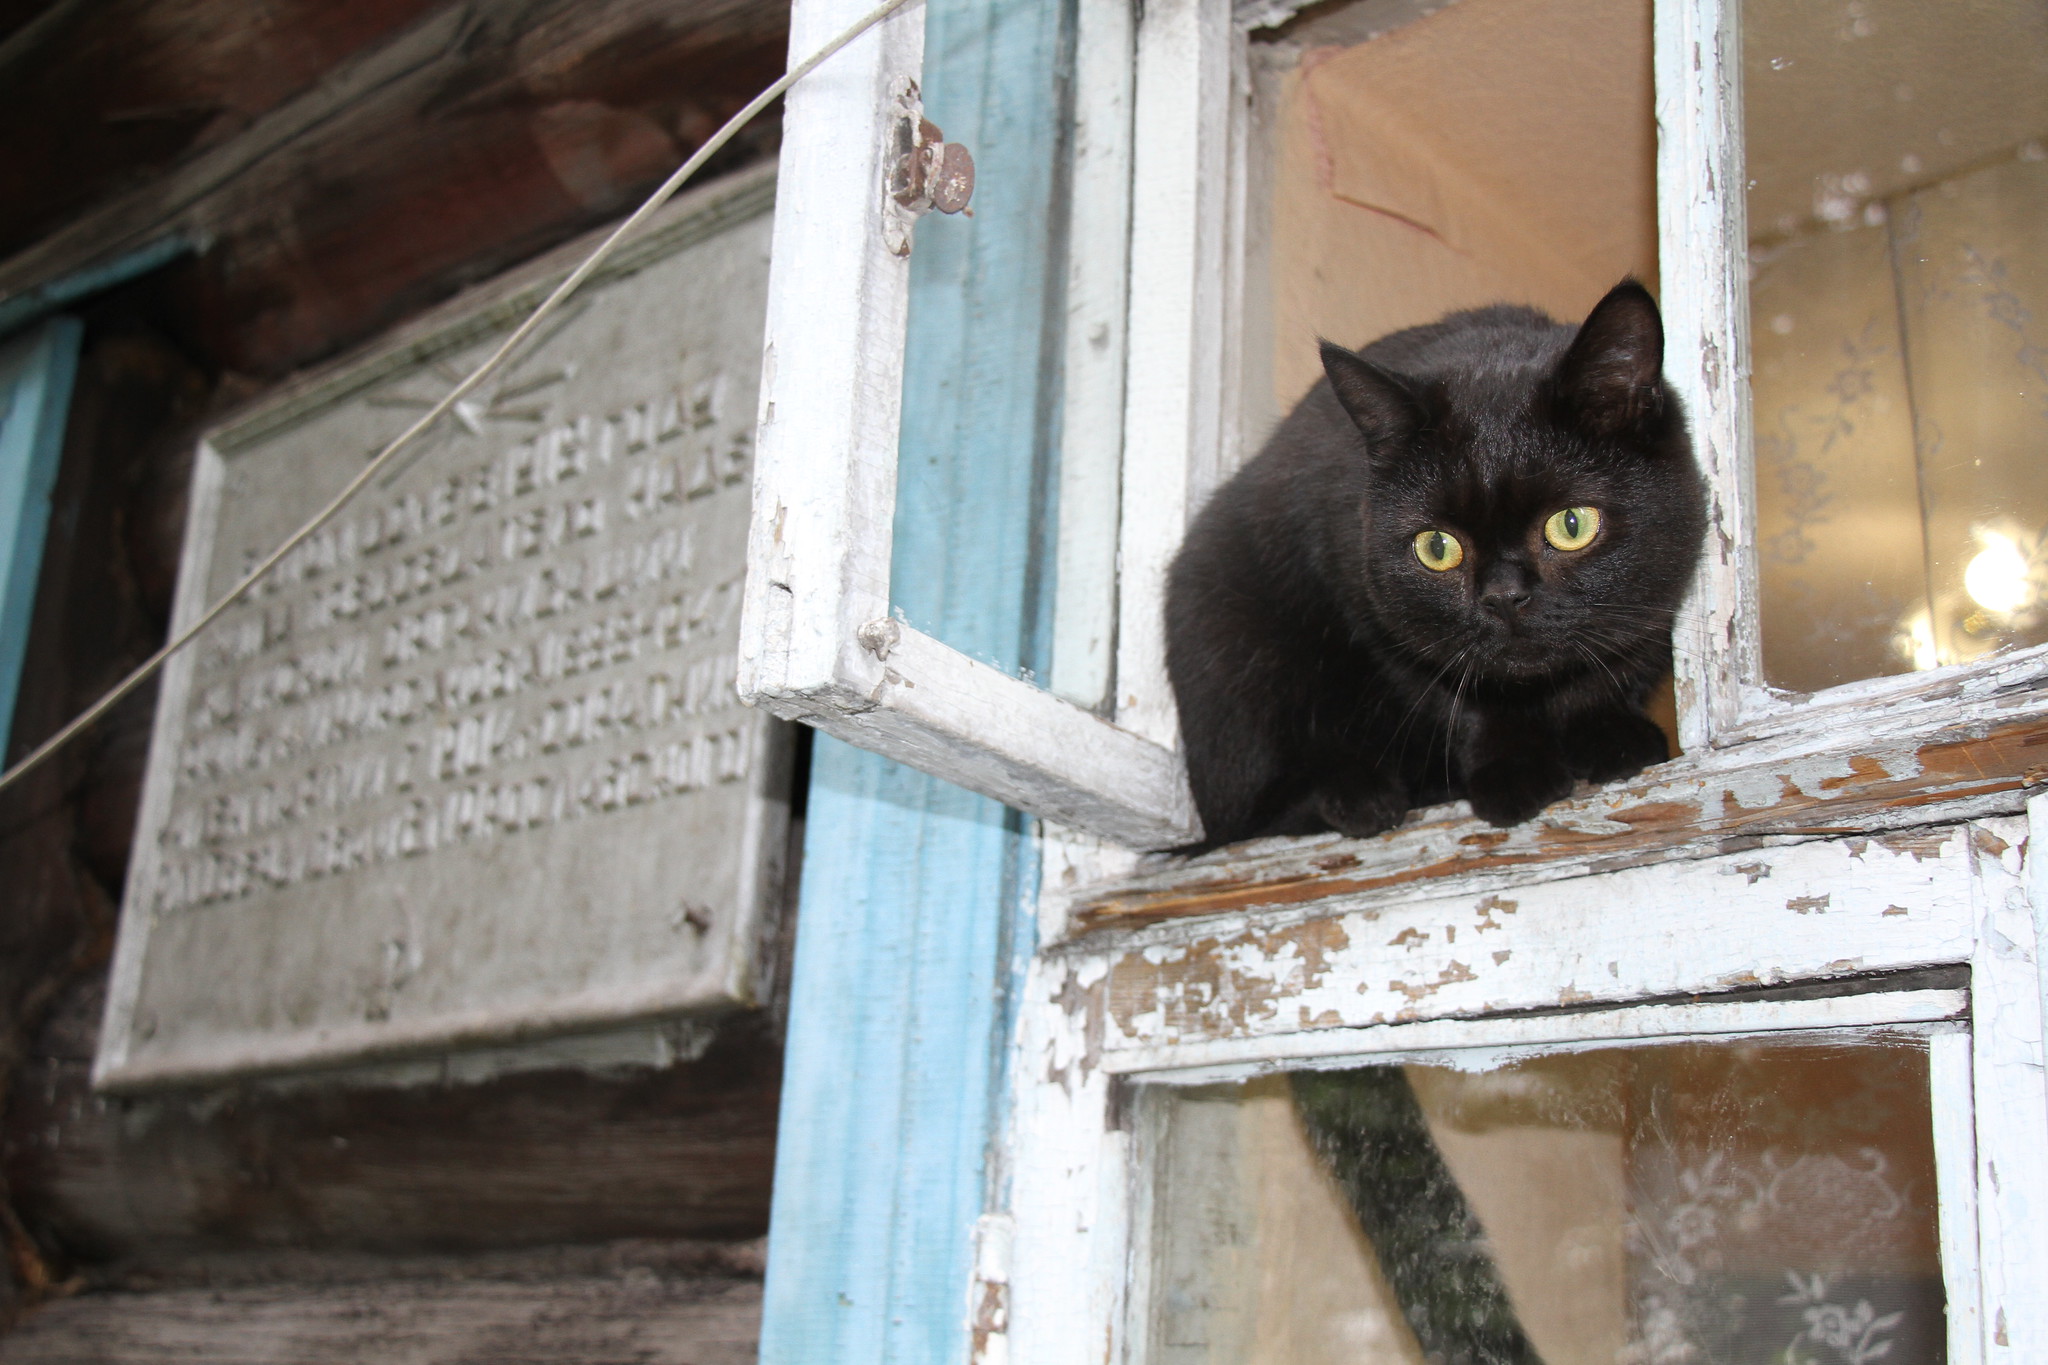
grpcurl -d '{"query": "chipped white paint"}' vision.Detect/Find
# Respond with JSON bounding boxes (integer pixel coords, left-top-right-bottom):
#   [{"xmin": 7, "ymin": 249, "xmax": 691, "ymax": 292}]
[
  {"xmin": 100, "ymin": 169, "xmax": 790, "ymax": 1091},
  {"xmin": 1975, "ymin": 810, "xmax": 2048, "ymax": 1359},
  {"xmin": 1072, "ymin": 830, "xmax": 1977, "ymax": 1056},
  {"xmin": 1106, "ymin": 992, "xmax": 1965, "ymax": 1083},
  {"xmin": 1002, "ymin": 818, "xmax": 2013, "ymax": 1362},
  {"xmin": 1115, "ymin": 0, "xmax": 1233, "ymax": 749},
  {"xmin": 1657, "ymin": 0, "xmax": 1756, "ymax": 748},
  {"xmin": 1006, "ymin": 948, "xmax": 1139, "ymax": 1365},
  {"xmin": 1931, "ymin": 1031, "xmax": 1985, "ymax": 1365},
  {"xmin": 1060, "ymin": 683, "xmax": 2048, "ymax": 937}
]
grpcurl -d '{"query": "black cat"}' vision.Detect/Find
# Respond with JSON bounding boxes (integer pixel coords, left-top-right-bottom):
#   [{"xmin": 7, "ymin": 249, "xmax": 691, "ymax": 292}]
[{"xmin": 1166, "ymin": 280, "xmax": 1706, "ymax": 848}]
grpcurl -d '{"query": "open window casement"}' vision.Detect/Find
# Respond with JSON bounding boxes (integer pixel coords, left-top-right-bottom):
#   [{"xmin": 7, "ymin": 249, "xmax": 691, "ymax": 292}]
[
  {"xmin": 952, "ymin": 0, "xmax": 2048, "ymax": 1360},
  {"xmin": 738, "ymin": 0, "xmax": 1204, "ymax": 850}
]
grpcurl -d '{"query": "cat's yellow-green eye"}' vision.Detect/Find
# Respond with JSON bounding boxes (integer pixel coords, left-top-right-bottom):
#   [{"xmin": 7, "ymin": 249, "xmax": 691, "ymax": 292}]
[
  {"xmin": 1413, "ymin": 529, "xmax": 1464, "ymax": 572},
  {"xmin": 1543, "ymin": 506, "xmax": 1601, "ymax": 552}
]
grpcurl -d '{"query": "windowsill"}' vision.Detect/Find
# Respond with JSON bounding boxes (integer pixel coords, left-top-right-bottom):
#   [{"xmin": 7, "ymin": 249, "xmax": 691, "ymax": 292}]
[{"xmin": 1058, "ymin": 672, "xmax": 2048, "ymax": 939}]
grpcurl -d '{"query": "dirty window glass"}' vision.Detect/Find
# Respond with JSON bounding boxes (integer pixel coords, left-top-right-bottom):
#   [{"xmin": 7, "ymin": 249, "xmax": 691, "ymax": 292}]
[
  {"xmin": 1746, "ymin": 0, "xmax": 2048, "ymax": 692},
  {"xmin": 1141, "ymin": 1039, "xmax": 1945, "ymax": 1364}
]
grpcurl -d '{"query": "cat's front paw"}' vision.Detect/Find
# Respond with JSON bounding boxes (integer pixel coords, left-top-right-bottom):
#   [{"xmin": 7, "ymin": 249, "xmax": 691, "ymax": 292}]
[
  {"xmin": 1315, "ymin": 776, "xmax": 1410, "ymax": 839},
  {"xmin": 1566, "ymin": 710, "xmax": 1670, "ymax": 785},
  {"xmin": 1465, "ymin": 757, "xmax": 1574, "ymax": 827}
]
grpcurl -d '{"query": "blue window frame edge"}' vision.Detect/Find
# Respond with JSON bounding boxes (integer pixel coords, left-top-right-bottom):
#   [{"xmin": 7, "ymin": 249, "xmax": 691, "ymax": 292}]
[
  {"xmin": 0, "ymin": 315, "xmax": 84, "ymax": 758},
  {"xmin": 758, "ymin": 0, "xmax": 1073, "ymax": 1358}
]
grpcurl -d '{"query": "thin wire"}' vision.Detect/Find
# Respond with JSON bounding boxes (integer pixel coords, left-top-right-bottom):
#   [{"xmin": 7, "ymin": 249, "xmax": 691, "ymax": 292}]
[{"xmin": 0, "ymin": 0, "xmax": 919, "ymax": 799}]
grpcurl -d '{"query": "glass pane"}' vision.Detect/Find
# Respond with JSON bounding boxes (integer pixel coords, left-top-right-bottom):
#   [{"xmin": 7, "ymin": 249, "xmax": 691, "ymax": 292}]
[
  {"xmin": 890, "ymin": 0, "xmax": 1086, "ymax": 694},
  {"xmin": 1142, "ymin": 1039, "xmax": 1946, "ymax": 1364},
  {"xmin": 1745, "ymin": 0, "xmax": 2048, "ymax": 691}
]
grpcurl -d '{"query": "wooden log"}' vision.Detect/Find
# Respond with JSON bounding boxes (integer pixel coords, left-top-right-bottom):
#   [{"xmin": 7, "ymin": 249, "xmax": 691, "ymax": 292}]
[
  {"xmin": 0, "ymin": 1264, "xmax": 762, "ymax": 1364},
  {"xmin": 4, "ymin": 977, "xmax": 781, "ymax": 1260},
  {"xmin": 0, "ymin": 0, "xmax": 791, "ymax": 380},
  {"xmin": 0, "ymin": 0, "xmax": 451, "ymax": 260}
]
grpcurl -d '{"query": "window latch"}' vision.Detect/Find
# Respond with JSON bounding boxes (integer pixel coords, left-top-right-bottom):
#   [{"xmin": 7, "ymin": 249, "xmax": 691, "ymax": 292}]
[{"xmin": 889, "ymin": 113, "xmax": 975, "ymax": 218}]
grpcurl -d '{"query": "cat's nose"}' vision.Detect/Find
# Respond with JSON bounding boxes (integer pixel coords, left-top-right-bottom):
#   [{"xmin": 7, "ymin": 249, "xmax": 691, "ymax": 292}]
[{"xmin": 1481, "ymin": 589, "xmax": 1533, "ymax": 622}]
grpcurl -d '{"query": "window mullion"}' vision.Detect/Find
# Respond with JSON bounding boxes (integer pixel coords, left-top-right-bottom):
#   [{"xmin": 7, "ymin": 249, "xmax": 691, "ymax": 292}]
[
  {"xmin": 1116, "ymin": 0, "xmax": 1234, "ymax": 746},
  {"xmin": 1655, "ymin": 0, "xmax": 1759, "ymax": 749},
  {"xmin": 1965, "ymin": 809, "xmax": 2048, "ymax": 1359}
]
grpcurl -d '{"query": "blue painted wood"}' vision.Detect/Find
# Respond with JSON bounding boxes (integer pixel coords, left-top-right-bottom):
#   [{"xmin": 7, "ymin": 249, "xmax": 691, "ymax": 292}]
[
  {"xmin": 0, "ymin": 317, "xmax": 83, "ymax": 758},
  {"xmin": 890, "ymin": 0, "xmax": 1068, "ymax": 676},
  {"xmin": 0, "ymin": 237, "xmax": 190, "ymax": 339},
  {"xmin": 758, "ymin": 0, "xmax": 1071, "ymax": 1360}
]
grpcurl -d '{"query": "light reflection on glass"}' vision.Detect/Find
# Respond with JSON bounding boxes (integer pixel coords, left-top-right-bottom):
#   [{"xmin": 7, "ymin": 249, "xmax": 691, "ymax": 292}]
[{"xmin": 1745, "ymin": 0, "xmax": 2048, "ymax": 692}]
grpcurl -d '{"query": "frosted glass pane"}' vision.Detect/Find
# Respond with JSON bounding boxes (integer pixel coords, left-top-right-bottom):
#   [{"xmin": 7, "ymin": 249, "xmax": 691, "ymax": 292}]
[
  {"xmin": 1745, "ymin": 0, "xmax": 2048, "ymax": 690},
  {"xmin": 1142, "ymin": 1041, "xmax": 1945, "ymax": 1364}
]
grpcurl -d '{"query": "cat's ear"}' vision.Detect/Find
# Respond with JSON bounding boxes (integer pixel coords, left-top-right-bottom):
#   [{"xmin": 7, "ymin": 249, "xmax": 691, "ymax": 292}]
[
  {"xmin": 1321, "ymin": 342, "xmax": 1426, "ymax": 450},
  {"xmin": 1556, "ymin": 279, "xmax": 1666, "ymax": 438}
]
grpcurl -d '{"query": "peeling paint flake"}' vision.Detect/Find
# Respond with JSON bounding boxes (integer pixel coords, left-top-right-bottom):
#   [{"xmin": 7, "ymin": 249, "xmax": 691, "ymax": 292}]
[
  {"xmin": 1474, "ymin": 895, "xmax": 1518, "ymax": 931},
  {"xmin": 1786, "ymin": 894, "xmax": 1831, "ymax": 915},
  {"xmin": 1388, "ymin": 960, "xmax": 1478, "ymax": 1003}
]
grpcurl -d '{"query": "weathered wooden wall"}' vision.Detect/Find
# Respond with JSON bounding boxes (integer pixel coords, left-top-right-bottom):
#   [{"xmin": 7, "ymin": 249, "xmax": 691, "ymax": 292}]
[
  {"xmin": 0, "ymin": 0, "xmax": 790, "ymax": 379},
  {"xmin": 0, "ymin": 0, "xmax": 795, "ymax": 1352},
  {"xmin": 0, "ymin": 1241, "xmax": 765, "ymax": 1364}
]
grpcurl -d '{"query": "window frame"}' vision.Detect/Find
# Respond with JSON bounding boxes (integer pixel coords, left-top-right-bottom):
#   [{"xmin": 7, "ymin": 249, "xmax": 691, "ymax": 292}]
[
  {"xmin": 742, "ymin": 0, "xmax": 2048, "ymax": 1355},
  {"xmin": 1002, "ymin": 807, "xmax": 2048, "ymax": 1363},
  {"xmin": 736, "ymin": 0, "xmax": 1197, "ymax": 850},
  {"xmin": 979, "ymin": 0, "xmax": 2048, "ymax": 1359}
]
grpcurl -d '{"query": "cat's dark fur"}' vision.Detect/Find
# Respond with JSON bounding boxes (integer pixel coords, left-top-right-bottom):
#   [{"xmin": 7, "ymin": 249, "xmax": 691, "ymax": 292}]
[{"xmin": 1166, "ymin": 280, "xmax": 1707, "ymax": 848}]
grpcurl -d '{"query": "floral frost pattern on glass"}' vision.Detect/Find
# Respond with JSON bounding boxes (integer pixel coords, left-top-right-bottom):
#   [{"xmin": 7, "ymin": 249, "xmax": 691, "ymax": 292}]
[{"xmin": 1780, "ymin": 1273, "xmax": 1906, "ymax": 1364}]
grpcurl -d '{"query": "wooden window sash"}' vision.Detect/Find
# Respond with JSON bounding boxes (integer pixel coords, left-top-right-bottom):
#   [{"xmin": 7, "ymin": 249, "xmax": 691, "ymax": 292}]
[{"xmin": 737, "ymin": 0, "xmax": 1197, "ymax": 850}]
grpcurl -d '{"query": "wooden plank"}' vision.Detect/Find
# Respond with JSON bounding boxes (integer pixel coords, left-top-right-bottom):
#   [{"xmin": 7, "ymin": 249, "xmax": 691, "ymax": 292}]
[
  {"xmin": 1972, "ymin": 808, "xmax": 2048, "ymax": 1359},
  {"xmin": 1066, "ymin": 684, "xmax": 2048, "ymax": 931},
  {"xmin": 0, "ymin": 5, "xmax": 473, "ymax": 307},
  {"xmin": 822, "ymin": 623, "xmax": 1196, "ymax": 848},
  {"xmin": 0, "ymin": 1276, "xmax": 761, "ymax": 1364},
  {"xmin": 7, "ymin": 989, "xmax": 782, "ymax": 1256},
  {"xmin": 0, "ymin": 0, "xmax": 448, "ymax": 265},
  {"xmin": 757, "ymin": 740, "xmax": 1029, "ymax": 1364},
  {"xmin": 1104, "ymin": 990, "xmax": 1967, "ymax": 1081},
  {"xmin": 736, "ymin": 0, "xmax": 917, "ymax": 716},
  {"xmin": 1931, "ymin": 1031, "xmax": 1985, "ymax": 1365},
  {"xmin": 755, "ymin": 0, "xmax": 1060, "ymax": 1358},
  {"xmin": 1060, "ymin": 828, "xmax": 1978, "ymax": 1057},
  {"xmin": 1004, "ymin": 950, "xmax": 1140, "ymax": 1365},
  {"xmin": 0, "ymin": 319, "xmax": 82, "ymax": 757},
  {"xmin": 1656, "ymin": 0, "xmax": 1757, "ymax": 747}
]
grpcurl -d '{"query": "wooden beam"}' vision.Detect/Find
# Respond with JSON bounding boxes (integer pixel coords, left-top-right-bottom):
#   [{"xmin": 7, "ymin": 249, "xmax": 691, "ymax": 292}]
[
  {"xmin": 5, "ymin": 981, "xmax": 781, "ymax": 1257},
  {"xmin": 1, "ymin": 1270, "xmax": 762, "ymax": 1364},
  {"xmin": 0, "ymin": 0, "xmax": 791, "ymax": 379}
]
